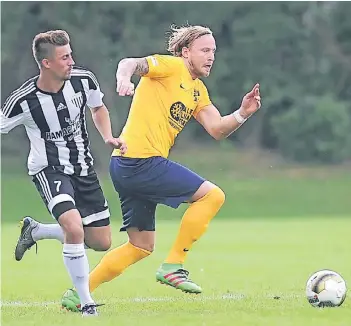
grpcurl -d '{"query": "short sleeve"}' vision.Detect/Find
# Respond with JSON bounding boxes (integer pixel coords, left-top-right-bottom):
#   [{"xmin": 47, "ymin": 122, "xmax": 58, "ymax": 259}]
[
  {"xmin": 87, "ymin": 88, "xmax": 104, "ymax": 108},
  {"xmin": 0, "ymin": 100, "xmax": 26, "ymax": 133},
  {"xmin": 193, "ymin": 81, "xmax": 212, "ymax": 117},
  {"xmin": 144, "ymin": 55, "xmax": 182, "ymax": 78},
  {"xmin": 85, "ymin": 71, "xmax": 104, "ymax": 108}
]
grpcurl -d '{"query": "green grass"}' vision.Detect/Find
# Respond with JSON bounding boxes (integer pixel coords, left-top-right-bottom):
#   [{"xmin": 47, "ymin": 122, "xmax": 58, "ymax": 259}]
[
  {"xmin": 1, "ymin": 168, "xmax": 350, "ymax": 223},
  {"xmin": 2, "ymin": 148, "xmax": 351, "ymax": 325},
  {"xmin": 1, "ymin": 218, "xmax": 351, "ymax": 326}
]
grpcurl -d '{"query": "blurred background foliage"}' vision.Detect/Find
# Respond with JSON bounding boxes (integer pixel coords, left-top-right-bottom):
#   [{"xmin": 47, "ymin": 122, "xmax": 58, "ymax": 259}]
[{"xmin": 1, "ymin": 1, "xmax": 351, "ymax": 171}]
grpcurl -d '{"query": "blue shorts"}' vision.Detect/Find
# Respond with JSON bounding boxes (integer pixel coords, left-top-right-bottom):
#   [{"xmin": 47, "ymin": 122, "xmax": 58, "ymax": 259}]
[{"xmin": 109, "ymin": 156, "xmax": 205, "ymax": 231}]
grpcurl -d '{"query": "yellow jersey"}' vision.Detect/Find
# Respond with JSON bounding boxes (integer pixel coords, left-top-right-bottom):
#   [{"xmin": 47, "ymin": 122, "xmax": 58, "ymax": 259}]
[{"xmin": 112, "ymin": 54, "xmax": 212, "ymax": 158}]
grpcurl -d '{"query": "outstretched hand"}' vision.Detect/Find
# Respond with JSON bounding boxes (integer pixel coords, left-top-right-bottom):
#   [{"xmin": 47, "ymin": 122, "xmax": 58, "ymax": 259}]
[{"xmin": 239, "ymin": 83, "xmax": 261, "ymax": 118}]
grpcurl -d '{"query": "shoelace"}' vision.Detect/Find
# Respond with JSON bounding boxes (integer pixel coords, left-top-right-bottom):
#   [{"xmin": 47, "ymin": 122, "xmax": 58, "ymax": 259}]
[
  {"xmin": 26, "ymin": 238, "xmax": 38, "ymax": 254},
  {"xmin": 176, "ymin": 269, "xmax": 189, "ymax": 277},
  {"xmin": 32, "ymin": 243, "xmax": 38, "ymax": 254},
  {"xmin": 175, "ymin": 269, "xmax": 195, "ymax": 283},
  {"xmin": 19, "ymin": 220, "xmax": 38, "ymax": 255},
  {"xmin": 81, "ymin": 303, "xmax": 105, "ymax": 313},
  {"xmin": 26, "ymin": 221, "xmax": 39, "ymax": 254}
]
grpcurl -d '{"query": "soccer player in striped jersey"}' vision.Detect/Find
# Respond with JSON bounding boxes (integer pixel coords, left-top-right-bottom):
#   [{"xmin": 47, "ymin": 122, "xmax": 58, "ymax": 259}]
[{"xmin": 1, "ymin": 30, "xmax": 126, "ymax": 316}]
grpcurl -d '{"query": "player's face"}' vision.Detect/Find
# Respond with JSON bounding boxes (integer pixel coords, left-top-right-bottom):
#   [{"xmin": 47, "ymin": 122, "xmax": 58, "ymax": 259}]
[
  {"xmin": 188, "ymin": 34, "xmax": 216, "ymax": 78},
  {"xmin": 47, "ymin": 44, "xmax": 75, "ymax": 81}
]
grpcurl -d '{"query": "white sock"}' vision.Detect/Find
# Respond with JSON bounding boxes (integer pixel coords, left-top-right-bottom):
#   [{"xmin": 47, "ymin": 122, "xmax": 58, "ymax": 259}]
[
  {"xmin": 32, "ymin": 223, "xmax": 64, "ymax": 243},
  {"xmin": 32, "ymin": 223, "xmax": 90, "ymax": 249},
  {"xmin": 62, "ymin": 243, "xmax": 94, "ymax": 307}
]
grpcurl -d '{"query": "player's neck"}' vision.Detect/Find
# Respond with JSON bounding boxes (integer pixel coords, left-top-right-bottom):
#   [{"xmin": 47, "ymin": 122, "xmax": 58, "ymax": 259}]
[
  {"xmin": 37, "ymin": 73, "xmax": 65, "ymax": 94},
  {"xmin": 182, "ymin": 58, "xmax": 198, "ymax": 80}
]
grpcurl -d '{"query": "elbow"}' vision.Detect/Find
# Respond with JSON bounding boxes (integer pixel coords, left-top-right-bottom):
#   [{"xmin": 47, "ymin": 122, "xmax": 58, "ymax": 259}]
[
  {"xmin": 91, "ymin": 106, "xmax": 107, "ymax": 121},
  {"xmin": 91, "ymin": 105, "xmax": 105, "ymax": 115},
  {"xmin": 117, "ymin": 58, "xmax": 129, "ymax": 71},
  {"xmin": 118, "ymin": 58, "xmax": 129, "ymax": 65},
  {"xmin": 211, "ymin": 130, "xmax": 226, "ymax": 141},
  {"xmin": 118, "ymin": 57, "xmax": 134, "ymax": 68}
]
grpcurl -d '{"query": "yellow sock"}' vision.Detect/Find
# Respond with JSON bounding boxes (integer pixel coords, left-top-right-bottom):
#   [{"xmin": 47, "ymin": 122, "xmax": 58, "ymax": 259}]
[
  {"xmin": 89, "ymin": 242, "xmax": 151, "ymax": 292},
  {"xmin": 165, "ymin": 187, "xmax": 225, "ymax": 264}
]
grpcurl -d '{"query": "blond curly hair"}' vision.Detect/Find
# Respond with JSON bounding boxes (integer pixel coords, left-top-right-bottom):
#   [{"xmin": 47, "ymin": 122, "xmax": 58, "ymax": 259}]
[{"xmin": 167, "ymin": 24, "xmax": 213, "ymax": 57}]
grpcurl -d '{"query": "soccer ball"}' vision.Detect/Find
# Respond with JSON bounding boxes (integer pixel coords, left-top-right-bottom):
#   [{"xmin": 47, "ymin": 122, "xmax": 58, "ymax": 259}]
[{"xmin": 306, "ymin": 269, "xmax": 347, "ymax": 307}]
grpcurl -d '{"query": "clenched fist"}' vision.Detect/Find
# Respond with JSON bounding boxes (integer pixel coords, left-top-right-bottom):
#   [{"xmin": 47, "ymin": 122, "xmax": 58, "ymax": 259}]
[{"xmin": 116, "ymin": 78, "xmax": 135, "ymax": 97}]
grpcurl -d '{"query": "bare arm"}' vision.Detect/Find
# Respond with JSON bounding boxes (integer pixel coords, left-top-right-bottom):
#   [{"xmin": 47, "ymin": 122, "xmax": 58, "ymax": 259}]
[
  {"xmin": 116, "ymin": 58, "xmax": 149, "ymax": 80},
  {"xmin": 196, "ymin": 84, "xmax": 262, "ymax": 140},
  {"xmin": 90, "ymin": 104, "xmax": 127, "ymax": 153},
  {"xmin": 116, "ymin": 58, "xmax": 149, "ymax": 96},
  {"xmin": 90, "ymin": 104, "xmax": 113, "ymax": 141},
  {"xmin": 195, "ymin": 104, "xmax": 247, "ymax": 140}
]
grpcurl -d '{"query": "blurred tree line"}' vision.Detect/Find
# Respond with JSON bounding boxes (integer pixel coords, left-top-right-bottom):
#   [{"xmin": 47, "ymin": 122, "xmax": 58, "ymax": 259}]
[{"xmin": 1, "ymin": 1, "xmax": 351, "ymax": 166}]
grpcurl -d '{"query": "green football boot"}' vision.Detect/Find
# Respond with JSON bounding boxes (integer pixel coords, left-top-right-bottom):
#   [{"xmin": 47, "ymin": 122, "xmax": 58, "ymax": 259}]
[
  {"xmin": 61, "ymin": 288, "xmax": 81, "ymax": 312},
  {"xmin": 156, "ymin": 263, "xmax": 202, "ymax": 294}
]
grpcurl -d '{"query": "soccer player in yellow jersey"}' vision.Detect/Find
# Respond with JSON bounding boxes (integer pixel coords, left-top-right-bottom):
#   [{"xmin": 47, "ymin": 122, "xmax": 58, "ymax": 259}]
[{"xmin": 62, "ymin": 24, "xmax": 261, "ymax": 310}]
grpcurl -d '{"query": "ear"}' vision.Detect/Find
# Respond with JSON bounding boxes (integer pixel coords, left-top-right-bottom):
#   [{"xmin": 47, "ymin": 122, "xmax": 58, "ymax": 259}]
[
  {"xmin": 41, "ymin": 58, "xmax": 50, "ymax": 69},
  {"xmin": 181, "ymin": 47, "xmax": 190, "ymax": 58}
]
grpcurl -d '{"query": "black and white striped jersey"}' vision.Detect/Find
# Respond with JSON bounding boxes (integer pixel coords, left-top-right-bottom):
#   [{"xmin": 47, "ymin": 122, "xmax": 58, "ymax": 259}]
[{"xmin": 1, "ymin": 66, "xmax": 104, "ymax": 176}]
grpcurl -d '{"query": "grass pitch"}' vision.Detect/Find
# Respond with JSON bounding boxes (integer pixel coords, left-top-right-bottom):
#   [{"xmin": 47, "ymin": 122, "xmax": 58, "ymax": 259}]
[
  {"xmin": 2, "ymin": 218, "xmax": 351, "ymax": 326},
  {"xmin": 2, "ymin": 148, "xmax": 351, "ymax": 325}
]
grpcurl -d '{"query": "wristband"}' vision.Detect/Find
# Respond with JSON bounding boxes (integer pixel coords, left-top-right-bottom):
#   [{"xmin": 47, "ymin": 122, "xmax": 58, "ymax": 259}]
[{"xmin": 233, "ymin": 110, "xmax": 247, "ymax": 124}]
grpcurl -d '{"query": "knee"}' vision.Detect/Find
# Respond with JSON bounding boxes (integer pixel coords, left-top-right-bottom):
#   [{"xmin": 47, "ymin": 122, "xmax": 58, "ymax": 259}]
[
  {"xmin": 204, "ymin": 186, "xmax": 225, "ymax": 209},
  {"xmin": 213, "ymin": 186, "xmax": 226, "ymax": 207},
  {"xmin": 66, "ymin": 224, "xmax": 85, "ymax": 240},
  {"xmin": 65, "ymin": 224, "xmax": 84, "ymax": 243},
  {"xmin": 193, "ymin": 181, "xmax": 225, "ymax": 207},
  {"xmin": 133, "ymin": 241, "xmax": 155, "ymax": 253},
  {"xmin": 90, "ymin": 238, "xmax": 112, "ymax": 252},
  {"xmin": 58, "ymin": 212, "xmax": 85, "ymax": 241},
  {"xmin": 143, "ymin": 243, "xmax": 155, "ymax": 253},
  {"xmin": 86, "ymin": 234, "xmax": 112, "ymax": 252},
  {"xmin": 127, "ymin": 229, "xmax": 155, "ymax": 253},
  {"xmin": 129, "ymin": 239, "xmax": 155, "ymax": 253}
]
